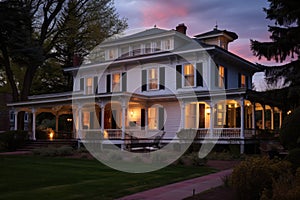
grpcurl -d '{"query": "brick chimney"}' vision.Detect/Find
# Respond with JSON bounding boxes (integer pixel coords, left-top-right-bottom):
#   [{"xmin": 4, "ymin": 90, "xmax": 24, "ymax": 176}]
[{"xmin": 176, "ymin": 23, "xmax": 187, "ymax": 35}]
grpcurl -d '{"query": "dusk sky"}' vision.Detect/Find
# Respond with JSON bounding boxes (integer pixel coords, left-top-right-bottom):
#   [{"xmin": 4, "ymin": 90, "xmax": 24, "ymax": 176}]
[{"xmin": 114, "ymin": 0, "xmax": 277, "ymax": 90}]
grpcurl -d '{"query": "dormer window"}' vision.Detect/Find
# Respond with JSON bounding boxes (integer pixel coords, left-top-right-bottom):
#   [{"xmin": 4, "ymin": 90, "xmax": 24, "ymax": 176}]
[
  {"xmin": 218, "ymin": 66, "xmax": 225, "ymax": 88},
  {"xmin": 153, "ymin": 41, "xmax": 161, "ymax": 52},
  {"xmin": 107, "ymin": 48, "xmax": 118, "ymax": 60},
  {"xmin": 86, "ymin": 77, "xmax": 93, "ymax": 94},
  {"xmin": 132, "ymin": 44, "xmax": 141, "ymax": 56},
  {"xmin": 163, "ymin": 39, "xmax": 173, "ymax": 50},
  {"xmin": 145, "ymin": 43, "xmax": 151, "ymax": 54},
  {"xmin": 241, "ymin": 74, "xmax": 246, "ymax": 88}
]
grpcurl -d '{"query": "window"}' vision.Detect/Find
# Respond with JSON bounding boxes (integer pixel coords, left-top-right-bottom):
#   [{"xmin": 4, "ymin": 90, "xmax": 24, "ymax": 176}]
[
  {"xmin": 24, "ymin": 112, "xmax": 28, "ymax": 122},
  {"xmin": 218, "ymin": 66, "xmax": 225, "ymax": 88},
  {"xmin": 107, "ymin": 48, "xmax": 117, "ymax": 60},
  {"xmin": 184, "ymin": 64, "xmax": 195, "ymax": 87},
  {"xmin": 9, "ymin": 111, "xmax": 14, "ymax": 122},
  {"xmin": 153, "ymin": 41, "xmax": 161, "ymax": 52},
  {"xmin": 148, "ymin": 68, "xmax": 158, "ymax": 90},
  {"xmin": 145, "ymin": 43, "xmax": 151, "ymax": 54},
  {"xmin": 120, "ymin": 46, "xmax": 129, "ymax": 58},
  {"xmin": 185, "ymin": 103, "xmax": 197, "ymax": 128},
  {"xmin": 112, "ymin": 73, "xmax": 121, "ymax": 92},
  {"xmin": 163, "ymin": 39, "xmax": 172, "ymax": 50},
  {"xmin": 132, "ymin": 44, "xmax": 141, "ymax": 56},
  {"xmin": 241, "ymin": 74, "xmax": 246, "ymax": 88},
  {"xmin": 86, "ymin": 77, "xmax": 93, "ymax": 94},
  {"xmin": 148, "ymin": 107, "xmax": 158, "ymax": 130}
]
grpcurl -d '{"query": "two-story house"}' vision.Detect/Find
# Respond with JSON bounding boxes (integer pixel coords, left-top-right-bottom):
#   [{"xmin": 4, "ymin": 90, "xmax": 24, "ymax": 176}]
[{"xmin": 8, "ymin": 24, "xmax": 282, "ymax": 153}]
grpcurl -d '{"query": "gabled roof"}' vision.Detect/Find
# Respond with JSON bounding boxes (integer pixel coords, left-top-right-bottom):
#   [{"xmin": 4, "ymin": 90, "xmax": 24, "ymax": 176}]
[
  {"xmin": 194, "ymin": 28, "xmax": 238, "ymax": 40},
  {"xmin": 101, "ymin": 27, "xmax": 173, "ymax": 45}
]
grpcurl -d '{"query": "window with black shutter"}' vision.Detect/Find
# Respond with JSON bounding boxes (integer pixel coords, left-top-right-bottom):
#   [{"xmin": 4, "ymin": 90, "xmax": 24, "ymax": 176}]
[
  {"xmin": 176, "ymin": 65, "xmax": 182, "ymax": 89},
  {"xmin": 122, "ymin": 72, "xmax": 127, "ymax": 92},
  {"xmin": 106, "ymin": 74, "xmax": 111, "ymax": 93},
  {"xmin": 80, "ymin": 78, "xmax": 84, "ymax": 91},
  {"xmin": 196, "ymin": 63, "xmax": 203, "ymax": 87},
  {"xmin": 141, "ymin": 70, "xmax": 147, "ymax": 91},
  {"xmin": 94, "ymin": 76, "xmax": 98, "ymax": 94},
  {"xmin": 158, "ymin": 107, "xmax": 164, "ymax": 130},
  {"xmin": 159, "ymin": 67, "xmax": 165, "ymax": 90}
]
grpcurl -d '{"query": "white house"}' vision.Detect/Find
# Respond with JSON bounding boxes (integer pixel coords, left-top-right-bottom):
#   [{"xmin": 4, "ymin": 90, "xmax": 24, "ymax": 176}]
[{"xmin": 8, "ymin": 24, "xmax": 282, "ymax": 153}]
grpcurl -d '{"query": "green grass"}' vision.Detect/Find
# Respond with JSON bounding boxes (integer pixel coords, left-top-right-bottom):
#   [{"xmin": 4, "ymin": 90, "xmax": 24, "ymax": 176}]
[{"xmin": 0, "ymin": 156, "xmax": 216, "ymax": 200}]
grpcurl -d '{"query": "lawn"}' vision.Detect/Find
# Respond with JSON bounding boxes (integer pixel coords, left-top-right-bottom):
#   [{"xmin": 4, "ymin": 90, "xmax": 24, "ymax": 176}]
[{"xmin": 0, "ymin": 156, "xmax": 216, "ymax": 200}]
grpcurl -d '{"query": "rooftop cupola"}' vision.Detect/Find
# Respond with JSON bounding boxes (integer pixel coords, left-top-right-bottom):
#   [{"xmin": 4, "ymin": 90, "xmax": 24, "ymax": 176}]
[{"xmin": 194, "ymin": 25, "xmax": 238, "ymax": 50}]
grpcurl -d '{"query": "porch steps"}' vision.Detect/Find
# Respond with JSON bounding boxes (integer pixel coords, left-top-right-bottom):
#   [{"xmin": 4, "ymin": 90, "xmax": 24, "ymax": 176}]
[{"xmin": 18, "ymin": 140, "xmax": 78, "ymax": 151}]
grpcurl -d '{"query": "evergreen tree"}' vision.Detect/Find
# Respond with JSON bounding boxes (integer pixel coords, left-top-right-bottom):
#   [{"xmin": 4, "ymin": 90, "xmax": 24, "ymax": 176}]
[{"xmin": 251, "ymin": 0, "xmax": 300, "ymax": 108}]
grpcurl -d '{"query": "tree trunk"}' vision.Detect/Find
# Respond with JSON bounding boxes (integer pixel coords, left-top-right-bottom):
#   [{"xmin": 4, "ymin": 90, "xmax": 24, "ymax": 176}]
[
  {"xmin": 1, "ymin": 47, "xmax": 19, "ymax": 101},
  {"xmin": 20, "ymin": 66, "xmax": 37, "ymax": 101}
]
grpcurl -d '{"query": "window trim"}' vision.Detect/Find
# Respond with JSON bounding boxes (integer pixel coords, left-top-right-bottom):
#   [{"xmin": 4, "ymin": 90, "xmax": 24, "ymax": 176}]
[
  {"xmin": 111, "ymin": 72, "xmax": 123, "ymax": 93},
  {"xmin": 182, "ymin": 63, "xmax": 196, "ymax": 88},
  {"xmin": 147, "ymin": 67, "xmax": 159, "ymax": 91}
]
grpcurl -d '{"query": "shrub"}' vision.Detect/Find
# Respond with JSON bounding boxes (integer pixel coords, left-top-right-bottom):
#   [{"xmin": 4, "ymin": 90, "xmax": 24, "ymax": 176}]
[
  {"xmin": 261, "ymin": 168, "xmax": 300, "ymax": 200},
  {"xmin": 231, "ymin": 157, "xmax": 292, "ymax": 200},
  {"xmin": 0, "ymin": 130, "xmax": 29, "ymax": 151},
  {"xmin": 280, "ymin": 107, "xmax": 300, "ymax": 150},
  {"xmin": 286, "ymin": 148, "xmax": 300, "ymax": 169}
]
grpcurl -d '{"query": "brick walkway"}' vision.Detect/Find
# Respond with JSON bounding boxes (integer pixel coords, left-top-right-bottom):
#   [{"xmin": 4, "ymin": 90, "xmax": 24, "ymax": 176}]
[{"xmin": 117, "ymin": 169, "xmax": 232, "ymax": 200}]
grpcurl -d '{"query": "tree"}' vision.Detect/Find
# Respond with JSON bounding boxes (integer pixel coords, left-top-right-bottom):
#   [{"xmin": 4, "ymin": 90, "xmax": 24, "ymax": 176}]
[
  {"xmin": 251, "ymin": 0, "xmax": 300, "ymax": 108},
  {"xmin": 0, "ymin": 0, "xmax": 127, "ymax": 101}
]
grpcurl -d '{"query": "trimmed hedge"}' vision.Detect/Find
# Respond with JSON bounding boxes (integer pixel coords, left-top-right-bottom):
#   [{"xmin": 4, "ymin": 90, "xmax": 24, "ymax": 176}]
[{"xmin": 0, "ymin": 130, "xmax": 29, "ymax": 151}]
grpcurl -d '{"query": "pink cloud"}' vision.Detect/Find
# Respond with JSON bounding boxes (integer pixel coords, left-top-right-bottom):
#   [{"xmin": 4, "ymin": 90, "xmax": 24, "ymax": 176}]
[{"xmin": 141, "ymin": 2, "xmax": 188, "ymax": 27}]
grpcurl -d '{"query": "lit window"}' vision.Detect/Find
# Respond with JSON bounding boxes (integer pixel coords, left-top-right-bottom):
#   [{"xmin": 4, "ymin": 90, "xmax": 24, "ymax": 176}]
[
  {"xmin": 148, "ymin": 107, "xmax": 158, "ymax": 129},
  {"xmin": 86, "ymin": 78, "xmax": 93, "ymax": 94},
  {"xmin": 184, "ymin": 64, "xmax": 195, "ymax": 87},
  {"xmin": 83, "ymin": 112, "xmax": 90, "ymax": 129},
  {"xmin": 241, "ymin": 74, "xmax": 246, "ymax": 88},
  {"xmin": 148, "ymin": 68, "xmax": 158, "ymax": 90},
  {"xmin": 218, "ymin": 66, "xmax": 225, "ymax": 88},
  {"xmin": 112, "ymin": 73, "xmax": 121, "ymax": 92},
  {"xmin": 185, "ymin": 103, "xmax": 197, "ymax": 128}
]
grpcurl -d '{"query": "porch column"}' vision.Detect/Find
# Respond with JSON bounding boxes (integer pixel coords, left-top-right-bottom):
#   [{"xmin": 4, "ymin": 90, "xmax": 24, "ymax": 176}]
[
  {"xmin": 270, "ymin": 108, "xmax": 274, "ymax": 130},
  {"xmin": 55, "ymin": 113, "xmax": 59, "ymax": 133},
  {"xmin": 262, "ymin": 105, "xmax": 265, "ymax": 129},
  {"xmin": 100, "ymin": 102, "xmax": 105, "ymax": 132},
  {"xmin": 209, "ymin": 102, "xmax": 214, "ymax": 137},
  {"xmin": 121, "ymin": 101, "xmax": 127, "ymax": 150},
  {"xmin": 145, "ymin": 105, "xmax": 148, "ymax": 133},
  {"xmin": 240, "ymin": 98, "xmax": 245, "ymax": 139},
  {"xmin": 279, "ymin": 110, "xmax": 282, "ymax": 128},
  {"xmin": 180, "ymin": 101, "xmax": 186, "ymax": 129},
  {"xmin": 252, "ymin": 103, "xmax": 256, "ymax": 129},
  {"xmin": 14, "ymin": 110, "xmax": 18, "ymax": 130},
  {"xmin": 32, "ymin": 108, "xmax": 36, "ymax": 140},
  {"xmin": 78, "ymin": 105, "xmax": 82, "ymax": 138}
]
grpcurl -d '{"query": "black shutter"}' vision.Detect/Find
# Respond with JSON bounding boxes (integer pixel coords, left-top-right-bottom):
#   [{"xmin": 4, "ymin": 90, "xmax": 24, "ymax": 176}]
[
  {"xmin": 238, "ymin": 73, "xmax": 241, "ymax": 88},
  {"xmin": 159, "ymin": 67, "xmax": 165, "ymax": 90},
  {"xmin": 90, "ymin": 112, "xmax": 94, "ymax": 129},
  {"xmin": 94, "ymin": 76, "xmax": 98, "ymax": 94},
  {"xmin": 122, "ymin": 72, "xmax": 127, "ymax": 92},
  {"xmin": 142, "ymin": 70, "xmax": 147, "ymax": 92},
  {"xmin": 141, "ymin": 109, "xmax": 145, "ymax": 130},
  {"xmin": 80, "ymin": 78, "xmax": 84, "ymax": 90},
  {"xmin": 196, "ymin": 63, "xmax": 203, "ymax": 87},
  {"xmin": 224, "ymin": 67, "xmax": 228, "ymax": 89},
  {"xmin": 106, "ymin": 74, "xmax": 111, "ymax": 93},
  {"xmin": 176, "ymin": 65, "xmax": 182, "ymax": 89},
  {"xmin": 215, "ymin": 65, "xmax": 219, "ymax": 87},
  {"xmin": 246, "ymin": 76, "xmax": 249, "ymax": 89},
  {"xmin": 158, "ymin": 107, "xmax": 164, "ymax": 130}
]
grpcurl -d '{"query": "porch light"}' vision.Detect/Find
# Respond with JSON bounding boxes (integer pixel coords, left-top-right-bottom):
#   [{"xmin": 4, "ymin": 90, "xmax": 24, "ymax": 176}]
[
  {"xmin": 103, "ymin": 130, "xmax": 108, "ymax": 139},
  {"xmin": 287, "ymin": 110, "xmax": 292, "ymax": 115},
  {"xmin": 130, "ymin": 111, "xmax": 134, "ymax": 117},
  {"xmin": 67, "ymin": 118, "xmax": 72, "ymax": 122},
  {"xmin": 49, "ymin": 129, "xmax": 55, "ymax": 140},
  {"xmin": 246, "ymin": 103, "xmax": 251, "ymax": 107},
  {"xmin": 206, "ymin": 107, "xmax": 210, "ymax": 114}
]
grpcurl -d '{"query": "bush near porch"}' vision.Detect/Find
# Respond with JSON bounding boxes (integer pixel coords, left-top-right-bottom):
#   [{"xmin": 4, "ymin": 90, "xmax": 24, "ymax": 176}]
[
  {"xmin": 0, "ymin": 130, "xmax": 29, "ymax": 152},
  {"xmin": 231, "ymin": 157, "xmax": 300, "ymax": 200}
]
